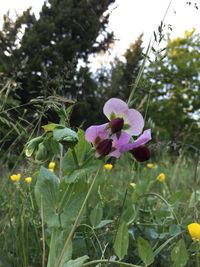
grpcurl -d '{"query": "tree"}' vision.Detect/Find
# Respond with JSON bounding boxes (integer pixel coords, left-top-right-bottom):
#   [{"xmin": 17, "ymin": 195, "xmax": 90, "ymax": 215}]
[
  {"xmin": 139, "ymin": 29, "xmax": 200, "ymax": 148},
  {"xmin": 93, "ymin": 34, "xmax": 144, "ymax": 119},
  {"xmin": 0, "ymin": 0, "xmax": 116, "ymax": 158}
]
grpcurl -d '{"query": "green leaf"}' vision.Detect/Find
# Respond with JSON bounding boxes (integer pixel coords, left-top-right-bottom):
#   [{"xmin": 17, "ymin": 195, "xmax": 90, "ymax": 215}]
[
  {"xmin": 169, "ymin": 224, "xmax": 181, "ymax": 236},
  {"xmin": 122, "ymin": 205, "xmax": 136, "ymax": 225},
  {"xmin": 73, "ymin": 129, "xmax": 92, "ymax": 165},
  {"xmin": 62, "ymin": 129, "xmax": 99, "ymax": 183},
  {"xmin": 56, "ymin": 231, "xmax": 72, "ymax": 267},
  {"xmin": 35, "ymin": 167, "xmax": 60, "ymax": 228},
  {"xmin": 94, "ymin": 220, "xmax": 113, "ymax": 229},
  {"xmin": 171, "ymin": 239, "xmax": 188, "ymax": 267},
  {"xmin": 113, "ymin": 222, "xmax": 129, "ymax": 260},
  {"xmin": 47, "ymin": 230, "xmax": 72, "ymax": 267},
  {"xmin": 42, "ymin": 123, "xmax": 61, "ymax": 132},
  {"xmin": 64, "ymin": 166, "xmax": 96, "ymax": 184},
  {"xmin": 60, "ymin": 181, "xmax": 87, "ymax": 229},
  {"xmin": 25, "ymin": 136, "xmax": 43, "ymax": 157},
  {"xmin": 90, "ymin": 203, "xmax": 103, "ymax": 227},
  {"xmin": 63, "ymin": 255, "xmax": 89, "ymax": 267},
  {"xmin": 53, "ymin": 127, "xmax": 78, "ymax": 146},
  {"xmin": 49, "ymin": 137, "xmax": 61, "ymax": 156},
  {"xmin": 35, "ymin": 167, "xmax": 88, "ymax": 230},
  {"xmin": 137, "ymin": 237, "xmax": 154, "ymax": 266},
  {"xmin": 35, "ymin": 142, "xmax": 48, "ymax": 162}
]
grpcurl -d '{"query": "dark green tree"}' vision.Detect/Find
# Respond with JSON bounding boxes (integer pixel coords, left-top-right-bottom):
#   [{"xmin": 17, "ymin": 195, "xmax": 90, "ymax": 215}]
[
  {"xmin": 0, "ymin": 0, "xmax": 116, "ymax": 158},
  {"xmin": 84, "ymin": 34, "xmax": 144, "ymax": 127},
  {"xmin": 139, "ymin": 29, "xmax": 200, "ymax": 148}
]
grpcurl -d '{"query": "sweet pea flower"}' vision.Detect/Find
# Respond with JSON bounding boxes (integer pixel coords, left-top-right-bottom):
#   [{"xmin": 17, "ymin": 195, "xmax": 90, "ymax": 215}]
[
  {"xmin": 85, "ymin": 124, "xmax": 131, "ymax": 158},
  {"xmin": 120, "ymin": 129, "xmax": 152, "ymax": 162},
  {"xmin": 103, "ymin": 98, "xmax": 144, "ymax": 136},
  {"xmin": 85, "ymin": 98, "xmax": 151, "ymax": 159}
]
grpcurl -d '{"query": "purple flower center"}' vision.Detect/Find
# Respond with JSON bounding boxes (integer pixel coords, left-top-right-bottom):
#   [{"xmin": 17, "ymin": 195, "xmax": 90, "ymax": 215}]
[
  {"xmin": 109, "ymin": 117, "xmax": 124, "ymax": 134},
  {"xmin": 96, "ymin": 139, "xmax": 112, "ymax": 156},
  {"xmin": 130, "ymin": 146, "xmax": 151, "ymax": 162}
]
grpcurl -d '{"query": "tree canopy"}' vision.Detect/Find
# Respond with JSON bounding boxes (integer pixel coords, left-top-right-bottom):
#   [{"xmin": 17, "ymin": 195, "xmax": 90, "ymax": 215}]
[
  {"xmin": 0, "ymin": 0, "xmax": 116, "ymax": 158},
  {"xmin": 138, "ymin": 29, "xmax": 200, "ymax": 149}
]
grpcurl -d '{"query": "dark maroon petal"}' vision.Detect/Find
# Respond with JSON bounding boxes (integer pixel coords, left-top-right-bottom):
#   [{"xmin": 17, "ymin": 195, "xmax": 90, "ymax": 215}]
[
  {"xmin": 130, "ymin": 146, "xmax": 151, "ymax": 162},
  {"xmin": 96, "ymin": 139, "xmax": 112, "ymax": 156},
  {"xmin": 109, "ymin": 117, "xmax": 124, "ymax": 134}
]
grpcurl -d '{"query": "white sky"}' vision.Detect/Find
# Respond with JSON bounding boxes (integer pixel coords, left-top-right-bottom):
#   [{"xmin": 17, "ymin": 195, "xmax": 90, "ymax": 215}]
[{"xmin": 0, "ymin": 0, "xmax": 199, "ymax": 65}]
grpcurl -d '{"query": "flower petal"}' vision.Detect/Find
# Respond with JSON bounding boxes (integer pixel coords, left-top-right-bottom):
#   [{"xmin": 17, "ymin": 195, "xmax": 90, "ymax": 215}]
[
  {"xmin": 120, "ymin": 129, "xmax": 151, "ymax": 152},
  {"xmin": 85, "ymin": 123, "xmax": 108, "ymax": 144},
  {"xmin": 109, "ymin": 149, "xmax": 121, "ymax": 158},
  {"xmin": 109, "ymin": 132, "xmax": 131, "ymax": 158},
  {"xmin": 112, "ymin": 132, "xmax": 131, "ymax": 147},
  {"xmin": 131, "ymin": 146, "xmax": 151, "ymax": 162},
  {"xmin": 103, "ymin": 98, "xmax": 128, "ymax": 120},
  {"xmin": 125, "ymin": 109, "xmax": 144, "ymax": 136}
]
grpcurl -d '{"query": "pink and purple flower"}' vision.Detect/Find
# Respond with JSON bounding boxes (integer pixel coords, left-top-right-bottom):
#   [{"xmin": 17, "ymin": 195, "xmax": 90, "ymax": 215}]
[
  {"xmin": 85, "ymin": 124, "xmax": 131, "ymax": 158},
  {"xmin": 85, "ymin": 98, "xmax": 152, "ymax": 161}
]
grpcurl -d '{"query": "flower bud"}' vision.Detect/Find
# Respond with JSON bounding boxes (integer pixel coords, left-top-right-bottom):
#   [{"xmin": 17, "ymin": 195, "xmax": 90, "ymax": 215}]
[
  {"xmin": 130, "ymin": 146, "xmax": 151, "ymax": 162},
  {"xmin": 109, "ymin": 118, "xmax": 124, "ymax": 134},
  {"xmin": 96, "ymin": 139, "xmax": 112, "ymax": 156},
  {"xmin": 188, "ymin": 223, "xmax": 200, "ymax": 242},
  {"xmin": 104, "ymin": 163, "xmax": 113, "ymax": 171}
]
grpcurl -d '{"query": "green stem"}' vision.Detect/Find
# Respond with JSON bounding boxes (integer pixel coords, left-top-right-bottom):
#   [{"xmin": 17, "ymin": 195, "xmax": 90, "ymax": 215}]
[
  {"xmin": 41, "ymin": 198, "xmax": 46, "ymax": 267},
  {"xmin": 127, "ymin": 40, "xmax": 151, "ymax": 106},
  {"xmin": 82, "ymin": 259, "xmax": 143, "ymax": 267},
  {"xmin": 59, "ymin": 145, "xmax": 64, "ymax": 180},
  {"xmin": 71, "ymin": 148, "xmax": 79, "ymax": 168},
  {"xmin": 113, "ymin": 187, "xmax": 128, "ymax": 245},
  {"xmin": 55, "ymin": 166, "xmax": 102, "ymax": 267},
  {"xmin": 196, "ymin": 243, "xmax": 200, "ymax": 267},
  {"xmin": 48, "ymin": 228, "xmax": 57, "ymax": 267}
]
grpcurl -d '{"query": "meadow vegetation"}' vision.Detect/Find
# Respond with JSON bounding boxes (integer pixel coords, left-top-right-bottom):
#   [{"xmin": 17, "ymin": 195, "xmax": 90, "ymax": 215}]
[{"xmin": 0, "ymin": 1, "xmax": 199, "ymax": 267}]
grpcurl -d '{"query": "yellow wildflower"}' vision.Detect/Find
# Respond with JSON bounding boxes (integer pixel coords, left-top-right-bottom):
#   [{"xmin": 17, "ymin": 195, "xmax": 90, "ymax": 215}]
[
  {"xmin": 48, "ymin": 161, "xmax": 56, "ymax": 172},
  {"xmin": 147, "ymin": 163, "xmax": 155, "ymax": 169},
  {"xmin": 10, "ymin": 173, "xmax": 21, "ymax": 182},
  {"xmin": 104, "ymin": 163, "xmax": 113, "ymax": 172},
  {"xmin": 157, "ymin": 173, "xmax": 166, "ymax": 182},
  {"xmin": 25, "ymin": 177, "xmax": 32, "ymax": 184},
  {"xmin": 188, "ymin": 223, "xmax": 200, "ymax": 242},
  {"xmin": 130, "ymin": 182, "xmax": 136, "ymax": 189}
]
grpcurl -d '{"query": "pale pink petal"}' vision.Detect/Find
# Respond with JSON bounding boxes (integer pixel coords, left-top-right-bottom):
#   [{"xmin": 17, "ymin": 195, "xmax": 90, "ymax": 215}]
[
  {"xmin": 120, "ymin": 129, "xmax": 151, "ymax": 152},
  {"xmin": 85, "ymin": 123, "xmax": 108, "ymax": 144},
  {"xmin": 103, "ymin": 98, "xmax": 128, "ymax": 120},
  {"xmin": 125, "ymin": 109, "xmax": 144, "ymax": 136}
]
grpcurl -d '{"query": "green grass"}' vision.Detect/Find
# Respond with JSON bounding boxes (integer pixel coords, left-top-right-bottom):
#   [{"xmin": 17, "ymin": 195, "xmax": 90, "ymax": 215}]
[{"xmin": 0, "ymin": 147, "xmax": 199, "ymax": 267}]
